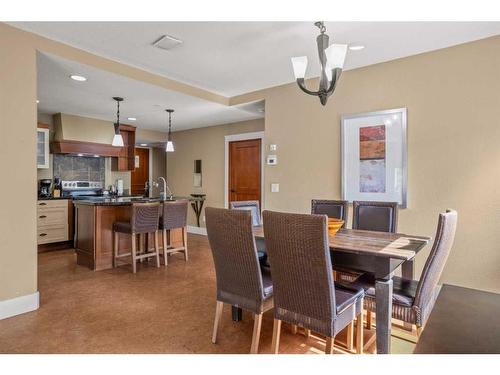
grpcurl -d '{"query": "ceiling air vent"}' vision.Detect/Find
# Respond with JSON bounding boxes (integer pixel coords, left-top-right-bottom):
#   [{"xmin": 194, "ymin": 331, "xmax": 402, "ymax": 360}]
[{"xmin": 152, "ymin": 35, "xmax": 183, "ymax": 51}]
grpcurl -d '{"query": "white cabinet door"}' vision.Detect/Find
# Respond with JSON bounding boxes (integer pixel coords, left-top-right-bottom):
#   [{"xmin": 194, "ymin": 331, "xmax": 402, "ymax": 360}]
[{"xmin": 37, "ymin": 128, "xmax": 50, "ymax": 169}]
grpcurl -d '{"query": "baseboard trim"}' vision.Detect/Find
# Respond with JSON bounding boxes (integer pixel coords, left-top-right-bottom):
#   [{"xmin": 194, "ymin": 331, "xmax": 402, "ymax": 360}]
[
  {"xmin": 187, "ymin": 225, "xmax": 207, "ymax": 236},
  {"xmin": 0, "ymin": 291, "xmax": 40, "ymax": 320}
]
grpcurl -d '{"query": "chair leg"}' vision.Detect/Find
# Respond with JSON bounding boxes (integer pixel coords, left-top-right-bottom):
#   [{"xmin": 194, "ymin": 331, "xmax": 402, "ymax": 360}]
[
  {"xmin": 139, "ymin": 233, "xmax": 144, "ymax": 261},
  {"xmin": 356, "ymin": 313, "xmax": 364, "ymax": 354},
  {"xmin": 113, "ymin": 231, "xmax": 118, "ymax": 268},
  {"xmin": 416, "ymin": 325, "xmax": 423, "ymax": 338},
  {"xmin": 183, "ymin": 227, "xmax": 188, "ymax": 261},
  {"xmin": 154, "ymin": 231, "xmax": 160, "ymax": 268},
  {"xmin": 346, "ymin": 321, "xmax": 354, "ymax": 351},
  {"xmin": 211, "ymin": 301, "xmax": 224, "ymax": 344},
  {"xmin": 131, "ymin": 233, "xmax": 137, "ymax": 274},
  {"xmin": 250, "ymin": 313, "xmax": 263, "ymax": 354},
  {"xmin": 305, "ymin": 329, "xmax": 311, "ymax": 338},
  {"xmin": 162, "ymin": 229, "xmax": 168, "ymax": 266},
  {"xmin": 291, "ymin": 325, "xmax": 298, "ymax": 334},
  {"xmin": 271, "ymin": 319, "xmax": 282, "ymax": 354},
  {"xmin": 366, "ymin": 310, "xmax": 373, "ymax": 330},
  {"xmin": 325, "ymin": 336, "xmax": 335, "ymax": 354}
]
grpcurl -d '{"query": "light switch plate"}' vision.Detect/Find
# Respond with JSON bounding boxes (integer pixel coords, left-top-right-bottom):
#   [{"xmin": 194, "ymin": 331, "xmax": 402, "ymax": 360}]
[
  {"xmin": 271, "ymin": 183, "xmax": 279, "ymax": 193},
  {"xmin": 270, "ymin": 144, "xmax": 277, "ymax": 151}
]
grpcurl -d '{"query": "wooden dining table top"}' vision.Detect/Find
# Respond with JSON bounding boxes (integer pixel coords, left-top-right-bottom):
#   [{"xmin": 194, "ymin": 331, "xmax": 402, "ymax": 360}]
[{"xmin": 252, "ymin": 226, "xmax": 431, "ymax": 261}]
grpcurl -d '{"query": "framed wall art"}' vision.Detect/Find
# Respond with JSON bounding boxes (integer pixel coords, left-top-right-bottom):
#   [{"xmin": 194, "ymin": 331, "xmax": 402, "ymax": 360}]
[{"xmin": 341, "ymin": 108, "xmax": 407, "ymax": 207}]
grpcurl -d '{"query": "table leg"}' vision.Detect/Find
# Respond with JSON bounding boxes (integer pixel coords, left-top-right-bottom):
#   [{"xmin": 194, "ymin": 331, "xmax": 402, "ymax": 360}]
[
  {"xmin": 375, "ymin": 276, "xmax": 393, "ymax": 354},
  {"xmin": 401, "ymin": 259, "xmax": 415, "ymax": 330},
  {"xmin": 232, "ymin": 306, "xmax": 242, "ymax": 322}
]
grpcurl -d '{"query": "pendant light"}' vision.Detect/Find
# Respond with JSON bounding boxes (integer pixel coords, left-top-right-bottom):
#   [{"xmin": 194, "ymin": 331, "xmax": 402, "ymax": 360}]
[
  {"xmin": 165, "ymin": 109, "xmax": 175, "ymax": 152},
  {"xmin": 291, "ymin": 22, "xmax": 348, "ymax": 106},
  {"xmin": 111, "ymin": 97, "xmax": 124, "ymax": 147}
]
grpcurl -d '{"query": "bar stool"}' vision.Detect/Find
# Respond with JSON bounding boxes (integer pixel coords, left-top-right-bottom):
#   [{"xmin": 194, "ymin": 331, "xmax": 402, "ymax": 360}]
[
  {"xmin": 113, "ymin": 202, "xmax": 161, "ymax": 273},
  {"xmin": 160, "ymin": 200, "xmax": 188, "ymax": 265}
]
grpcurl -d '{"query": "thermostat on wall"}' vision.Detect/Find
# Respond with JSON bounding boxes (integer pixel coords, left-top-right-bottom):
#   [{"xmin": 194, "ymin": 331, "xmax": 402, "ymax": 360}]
[{"xmin": 267, "ymin": 155, "xmax": 277, "ymax": 165}]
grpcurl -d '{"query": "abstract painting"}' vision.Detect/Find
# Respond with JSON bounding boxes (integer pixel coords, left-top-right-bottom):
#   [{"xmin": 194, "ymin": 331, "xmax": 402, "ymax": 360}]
[
  {"xmin": 359, "ymin": 125, "xmax": 386, "ymax": 193},
  {"xmin": 341, "ymin": 108, "xmax": 407, "ymax": 207}
]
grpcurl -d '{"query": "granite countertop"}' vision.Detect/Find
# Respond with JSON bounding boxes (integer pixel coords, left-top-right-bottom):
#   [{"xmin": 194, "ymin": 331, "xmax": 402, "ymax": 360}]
[
  {"xmin": 38, "ymin": 197, "xmax": 71, "ymax": 201},
  {"xmin": 73, "ymin": 196, "xmax": 203, "ymax": 206}
]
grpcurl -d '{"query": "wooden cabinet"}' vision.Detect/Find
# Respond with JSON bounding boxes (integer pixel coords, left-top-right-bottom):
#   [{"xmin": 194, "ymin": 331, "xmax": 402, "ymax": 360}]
[
  {"xmin": 112, "ymin": 125, "xmax": 136, "ymax": 171},
  {"xmin": 37, "ymin": 199, "xmax": 71, "ymax": 244},
  {"xmin": 37, "ymin": 127, "xmax": 50, "ymax": 169}
]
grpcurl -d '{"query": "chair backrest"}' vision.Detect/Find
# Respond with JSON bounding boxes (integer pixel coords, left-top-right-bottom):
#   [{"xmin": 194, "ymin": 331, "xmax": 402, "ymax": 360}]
[
  {"xmin": 263, "ymin": 210, "xmax": 337, "ymax": 336},
  {"xmin": 229, "ymin": 200, "xmax": 261, "ymax": 226},
  {"xmin": 413, "ymin": 209, "xmax": 458, "ymax": 322},
  {"xmin": 352, "ymin": 200, "xmax": 398, "ymax": 233},
  {"xmin": 161, "ymin": 200, "xmax": 188, "ymax": 230},
  {"xmin": 311, "ymin": 199, "xmax": 348, "ymax": 228},
  {"xmin": 131, "ymin": 202, "xmax": 160, "ymax": 234},
  {"xmin": 205, "ymin": 207, "xmax": 265, "ymax": 312}
]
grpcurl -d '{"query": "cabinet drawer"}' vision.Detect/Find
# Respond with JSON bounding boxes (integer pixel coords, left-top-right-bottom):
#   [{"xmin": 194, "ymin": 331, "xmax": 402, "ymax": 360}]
[
  {"xmin": 38, "ymin": 200, "xmax": 69, "ymax": 210},
  {"xmin": 37, "ymin": 225, "xmax": 68, "ymax": 244},
  {"xmin": 37, "ymin": 208, "xmax": 67, "ymax": 226}
]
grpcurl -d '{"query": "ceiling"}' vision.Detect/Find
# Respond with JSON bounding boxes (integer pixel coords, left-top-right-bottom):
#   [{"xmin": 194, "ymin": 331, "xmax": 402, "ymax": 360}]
[
  {"xmin": 13, "ymin": 21, "xmax": 500, "ymax": 96},
  {"xmin": 37, "ymin": 53, "xmax": 264, "ymax": 132}
]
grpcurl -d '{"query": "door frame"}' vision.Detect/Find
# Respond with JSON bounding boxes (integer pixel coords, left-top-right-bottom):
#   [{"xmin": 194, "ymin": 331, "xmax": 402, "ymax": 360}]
[
  {"xmin": 224, "ymin": 131, "xmax": 265, "ymax": 209},
  {"xmin": 134, "ymin": 146, "xmax": 153, "ymax": 197}
]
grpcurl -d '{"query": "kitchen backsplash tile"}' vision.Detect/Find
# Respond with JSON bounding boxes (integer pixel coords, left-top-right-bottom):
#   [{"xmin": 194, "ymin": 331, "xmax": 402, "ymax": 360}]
[{"xmin": 53, "ymin": 154, "xmax": 105, "ymax": 182}]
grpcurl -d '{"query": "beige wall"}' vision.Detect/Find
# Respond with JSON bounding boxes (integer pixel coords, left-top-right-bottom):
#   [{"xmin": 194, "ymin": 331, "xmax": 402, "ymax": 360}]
[
  {"xmin": 0, "ymin": 28, "xmax": 38, "ymax": 301},
  {"xmin": 235, "ymin": 36, "xmax": 500, "ymax": 292},
  {"xmin": 167, "ymin": 119, "xmax": 265, "ymax": 226}
]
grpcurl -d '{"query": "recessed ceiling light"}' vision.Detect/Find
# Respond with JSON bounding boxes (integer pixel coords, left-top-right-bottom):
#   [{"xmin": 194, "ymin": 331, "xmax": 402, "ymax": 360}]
[
  {"xmin": 349, "ymin": 45, "xmax": 365, "ymax": 51},
  {"xmin": 127, "ymin": 117, "xmax": 137, "ymax": 121},
  {"xmin": 70, "ymin": 74, "xmax": 87, "ymax": 82},
  {"xmin": 140, "ymin": 143, "xmax": 148, "ymax": 147}
]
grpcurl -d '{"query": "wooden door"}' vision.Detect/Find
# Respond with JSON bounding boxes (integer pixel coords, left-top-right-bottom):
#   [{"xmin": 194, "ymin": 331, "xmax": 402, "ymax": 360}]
[
  {"xmin": 229, "ymin": 139, "xmax": 261, "ymax": 205},
  {"xmin": 131, "ymin": 147, "xmax": 149, "ymax": 195}
]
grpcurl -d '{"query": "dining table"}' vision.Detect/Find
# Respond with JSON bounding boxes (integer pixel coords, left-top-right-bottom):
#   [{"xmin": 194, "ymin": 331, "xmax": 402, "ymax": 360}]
[{"xmin": 232, "ymin": 225, "xmax": 431, "ymax": 354}]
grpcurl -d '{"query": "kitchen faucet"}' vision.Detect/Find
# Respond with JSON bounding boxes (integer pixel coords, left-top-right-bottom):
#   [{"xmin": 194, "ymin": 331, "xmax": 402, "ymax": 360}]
[{"xmin": 157, "ymin": 177, "xmax": 173, "ymax": 200}]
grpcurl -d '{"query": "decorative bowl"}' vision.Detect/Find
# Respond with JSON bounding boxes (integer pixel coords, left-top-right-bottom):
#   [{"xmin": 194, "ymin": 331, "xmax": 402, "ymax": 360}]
[{"xmin": 327, "ymin": 218, "xmax": 344, "ymax": 236}]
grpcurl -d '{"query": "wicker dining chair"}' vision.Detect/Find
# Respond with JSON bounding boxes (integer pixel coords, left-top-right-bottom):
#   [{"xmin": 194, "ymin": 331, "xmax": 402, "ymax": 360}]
[
  {"xmin": 205, "ymin": 207, "xmax": 273, "ymax": 354},
  {"xmin": 229, "ymin": 200, "xmax": 267, "ymax": 266},
  {"xmin": 346, "ymin": 209, "xmax": 458, "ymax": 338},
  {"xmin": 263, "ymin": 210, "xmax": 364, "ymax": 354},
  {"xmin": 159, "ymin": 200, "xmax": 188, "ymax": 265},
  {"xmin": 229, "ymin": 200, "xmax": 261, "ymax": 226},
  {"xmin": 113, "ymin": 202, "xmax": 161, "ymax": 273},
  {"xmin": 311, "ymin": 199, "xmax": 349, "ymax": 228}
]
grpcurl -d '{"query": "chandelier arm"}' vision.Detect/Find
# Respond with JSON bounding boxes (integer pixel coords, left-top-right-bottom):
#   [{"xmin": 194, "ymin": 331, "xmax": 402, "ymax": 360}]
[
  {"xmin": 296, "ymin": 78, "xmax": 320, "ymax": 96},
  {"xmin": 326, "ymin": 68, "xmax": 342, "ymax": 97}
]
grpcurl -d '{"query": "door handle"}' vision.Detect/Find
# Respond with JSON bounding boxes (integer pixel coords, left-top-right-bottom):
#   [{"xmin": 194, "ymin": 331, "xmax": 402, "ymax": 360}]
[
  {"xmin": 39, "ymin": 233, "xmax": 47, "ymax": 237},
  {"xmin": 39, "ymin": 202, "xmax": 47, "ymax": 206},
  {"xmin": 39, "ymin": 215, "xmax": 47, "ymax": 219},
  {"xmin": 230, "ymin": 189, "xmax": 236, "ymax": 193}
]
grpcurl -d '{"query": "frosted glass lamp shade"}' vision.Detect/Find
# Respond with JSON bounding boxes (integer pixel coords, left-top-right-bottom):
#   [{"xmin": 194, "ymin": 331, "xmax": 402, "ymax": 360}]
[
  {"xmin": 291, "ymin": 56, "xmax": 308, "ymax": 79},
  {"xmin": 325, "ymin": 44, "xmax": 348, "ymax": 70},
  {"xmin": 166, "ymin": 140, "xmax": 175, "ymax": 152},
  {"xmin": 112, "ymin": 134, "xmax": 124, "ymax": 147}
]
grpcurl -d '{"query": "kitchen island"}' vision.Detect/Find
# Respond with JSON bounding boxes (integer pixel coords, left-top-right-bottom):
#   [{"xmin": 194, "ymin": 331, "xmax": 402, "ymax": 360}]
[{"xmin": 74, "ymin": 196, "xmax": 202, "ymax": 271}]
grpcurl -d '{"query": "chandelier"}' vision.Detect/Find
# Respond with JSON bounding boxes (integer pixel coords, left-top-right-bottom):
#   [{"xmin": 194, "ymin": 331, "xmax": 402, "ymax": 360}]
[{"xmin": 291, "ymin": 22, "xmax": 347, "ymax": 106}]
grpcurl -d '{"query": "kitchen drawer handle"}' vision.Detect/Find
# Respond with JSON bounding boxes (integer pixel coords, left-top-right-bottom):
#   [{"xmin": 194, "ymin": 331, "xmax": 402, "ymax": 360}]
[
  {"xmin": 39, "ymin": 202, "xmax": 47, "ymax": 206},
  {"xmin": 39, "ymin": 215, "xmax": 47, "ymax": 218},
  {"xmin": 39, "ymin": 233, "xmax": 47, "ymax": 237}
]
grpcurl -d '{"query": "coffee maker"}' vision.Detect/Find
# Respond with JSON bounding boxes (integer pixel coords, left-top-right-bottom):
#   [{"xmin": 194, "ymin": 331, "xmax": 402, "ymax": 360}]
[{"xmin": 39, "ymin": 179, "xmax": 52, "ymax": 198}]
